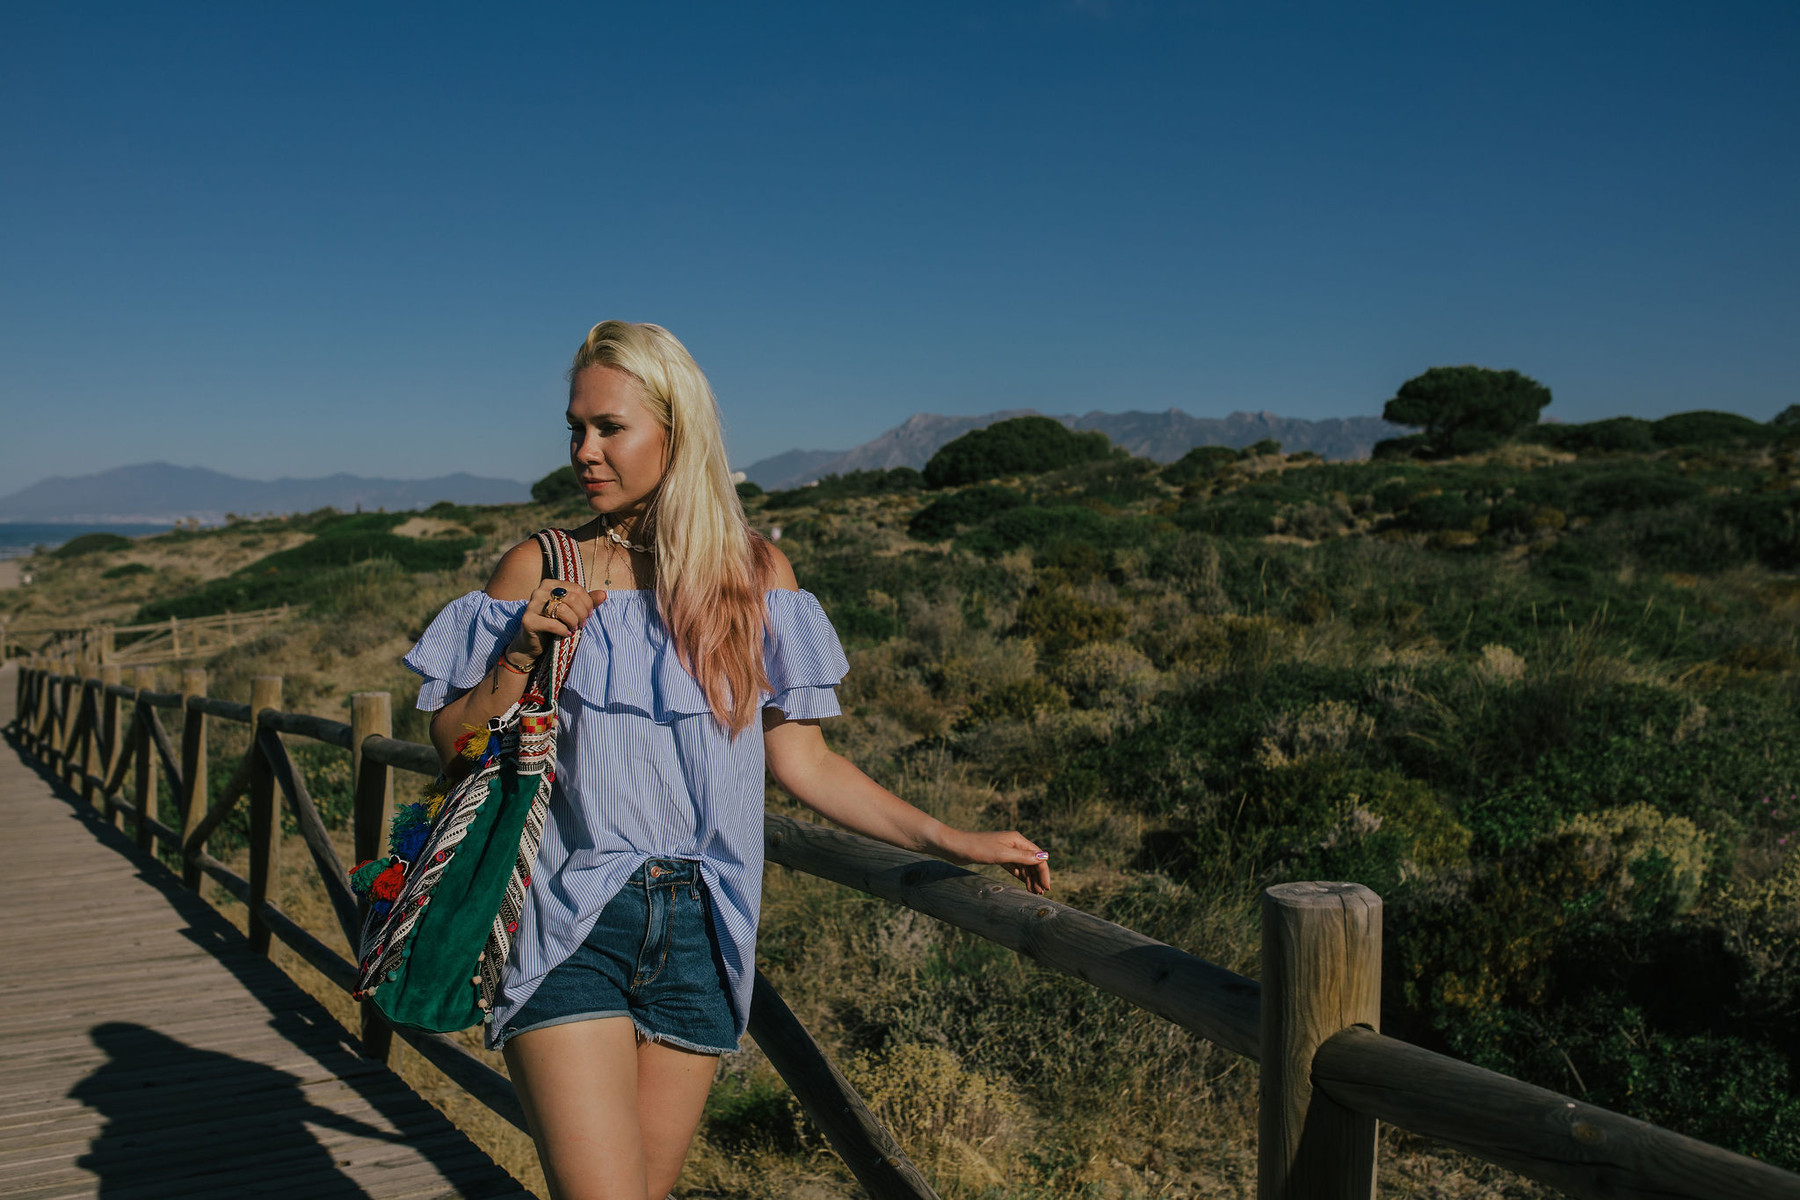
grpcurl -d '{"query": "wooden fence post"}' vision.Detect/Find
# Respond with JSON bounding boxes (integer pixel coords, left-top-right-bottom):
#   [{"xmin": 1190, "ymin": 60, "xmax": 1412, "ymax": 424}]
[
  {"xmin": 80, "ymin": 676, "xmax": 101, "ymax": 808},
  {"xmin": 57, "ymin": 672, "xmax": 78, "ymax": 781},
  {"xmin": 132, "ymin": 667, "xmax": 158, "ymax": 849},
  {"xmin": 99, "ymin": 665, "xmax": 122, "ymax": 815},
  {"xmin": 180, "ymin": 668, "xmax": 208, "ymax": 891},
  {"xmin": 351, "ymin": 690, "xmax": 394, "ymax": 1061},
  {"xmin": 1259, "ymin": 881, "xmax": 1382, "ymax": 1200},
  {"xmin": 247, "ymin": 675, "xmax": 283, "ymax": 956},
  {"xmin": 35, "ymin": 666, "xmax": 53, "ymax": 749}
]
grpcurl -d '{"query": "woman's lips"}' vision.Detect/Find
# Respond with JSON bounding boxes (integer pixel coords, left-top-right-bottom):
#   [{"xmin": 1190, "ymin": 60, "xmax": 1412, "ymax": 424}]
[{"xmin": 582, "ymin": 479, "xmax": 614, "ymax": 491}]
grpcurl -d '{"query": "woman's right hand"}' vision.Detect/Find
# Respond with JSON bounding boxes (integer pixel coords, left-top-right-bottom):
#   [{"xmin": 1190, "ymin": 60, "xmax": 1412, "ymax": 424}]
[{"xmin": 506, "ymin": 580, "xmax": 608, "ymax": 664}]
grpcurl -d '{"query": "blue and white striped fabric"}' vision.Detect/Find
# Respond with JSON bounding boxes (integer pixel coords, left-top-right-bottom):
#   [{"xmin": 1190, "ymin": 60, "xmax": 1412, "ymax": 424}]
[{"xmin": 404, "ymin": 587, "xmax": 849, "ymax": 1050}]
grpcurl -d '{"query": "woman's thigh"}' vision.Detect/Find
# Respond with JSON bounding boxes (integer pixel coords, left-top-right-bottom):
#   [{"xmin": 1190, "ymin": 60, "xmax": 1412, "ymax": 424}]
[
  {"xmin": 636, "ymin": 1039, "xmax": 719, "ymax": 1199},
  {"xmin": 503, "ymin": 1015, "xmax": 647, "ymax": 1200}
]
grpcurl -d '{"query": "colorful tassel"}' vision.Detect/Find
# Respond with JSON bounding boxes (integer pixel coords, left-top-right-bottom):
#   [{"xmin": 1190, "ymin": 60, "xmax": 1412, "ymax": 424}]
[
  {"xmin": 370, "ymin": 862, "xmax": 407, "ymax": 902},
  {"xmin": 349, "ymin": 857, "xmax": 389, "ymax": 896}
]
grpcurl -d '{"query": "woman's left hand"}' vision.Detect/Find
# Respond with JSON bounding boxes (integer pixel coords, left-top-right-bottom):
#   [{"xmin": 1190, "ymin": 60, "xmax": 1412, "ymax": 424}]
[{"xmin": 935, "ymin": 827, "xmax": 1051, "ymax": 895}]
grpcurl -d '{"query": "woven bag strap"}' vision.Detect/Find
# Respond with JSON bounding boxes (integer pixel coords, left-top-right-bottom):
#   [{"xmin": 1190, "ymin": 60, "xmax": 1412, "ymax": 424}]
[{"xmin": 523, "ymin": 528, "xmax": 589, "ymax": 710}]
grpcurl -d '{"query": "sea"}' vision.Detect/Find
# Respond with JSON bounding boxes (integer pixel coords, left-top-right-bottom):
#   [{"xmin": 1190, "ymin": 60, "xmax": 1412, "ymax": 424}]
[{"xmin": 0, "ymin": 522, "xmax": 176, "ymax": 562}]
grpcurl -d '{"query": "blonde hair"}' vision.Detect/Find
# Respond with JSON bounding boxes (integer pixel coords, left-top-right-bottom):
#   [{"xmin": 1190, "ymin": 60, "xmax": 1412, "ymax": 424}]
[{"xmin": 570, "ymin": 321, "xmax": 773, "ymax": 734}]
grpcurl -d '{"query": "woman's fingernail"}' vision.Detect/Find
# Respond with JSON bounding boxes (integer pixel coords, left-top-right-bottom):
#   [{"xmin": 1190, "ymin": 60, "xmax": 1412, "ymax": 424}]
[{"xmin": 1035, "ymin": 851, "xmax": 1049, "ymax": 860}]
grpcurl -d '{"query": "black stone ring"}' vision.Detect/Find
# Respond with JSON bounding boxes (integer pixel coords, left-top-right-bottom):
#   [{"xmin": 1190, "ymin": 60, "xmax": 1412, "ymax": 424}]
[{"xmin": 549, "ymin": 587, "xmax": 568, "ymax": 598}]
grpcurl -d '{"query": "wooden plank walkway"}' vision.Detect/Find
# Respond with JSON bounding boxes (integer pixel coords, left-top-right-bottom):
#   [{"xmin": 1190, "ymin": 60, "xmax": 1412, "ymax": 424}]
[{"xmin": 0, "ymin": 662, "xmax": 536, "ymax": 1200}]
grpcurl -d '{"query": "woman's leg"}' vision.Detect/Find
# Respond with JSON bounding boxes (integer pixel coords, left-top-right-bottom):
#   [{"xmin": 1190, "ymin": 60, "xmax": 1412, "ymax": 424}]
[
  {"xmin": 637, "ymin": 1040, "xmax": 719, "ymax": 1199},
  {"xmin": 503, "ymin": 1015, "xmax": 645, "ymax": 1200}
]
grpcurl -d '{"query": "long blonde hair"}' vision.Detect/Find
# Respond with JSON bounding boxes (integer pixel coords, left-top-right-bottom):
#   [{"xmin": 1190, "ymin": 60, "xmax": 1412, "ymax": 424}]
[{"xmin": 570, "ymin": 321, "xmax": 773, "ymax": 734}]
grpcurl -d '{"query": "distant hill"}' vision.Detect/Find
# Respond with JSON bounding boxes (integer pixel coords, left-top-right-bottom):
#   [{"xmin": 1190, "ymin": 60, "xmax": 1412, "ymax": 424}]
[
  {"xmin": 740, "ymin": 408, "xmax": 1409, "ymax": 489},
  {"xmin": 0, "ymin": 462, "xmax": 531, "ymax": 524}
]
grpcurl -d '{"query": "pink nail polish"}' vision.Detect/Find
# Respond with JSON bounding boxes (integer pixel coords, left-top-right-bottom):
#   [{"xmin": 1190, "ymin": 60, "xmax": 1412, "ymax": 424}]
[{"xmin": 1035, "ymin": 851, "xmax": 1049, "ymax": 860}]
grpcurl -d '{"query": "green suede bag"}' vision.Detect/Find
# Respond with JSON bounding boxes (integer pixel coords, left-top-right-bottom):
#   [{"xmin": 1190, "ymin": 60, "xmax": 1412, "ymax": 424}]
[{"xmin": 351, "ymin": 527, "xmax": 586, "ymax": 1035}]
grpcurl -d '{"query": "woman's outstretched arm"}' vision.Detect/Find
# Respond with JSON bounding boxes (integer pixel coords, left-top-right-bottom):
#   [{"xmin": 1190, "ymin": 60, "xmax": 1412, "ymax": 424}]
[{"xmin": 762, "ymin": 712, "xmax": 1051, "ymax": 894}]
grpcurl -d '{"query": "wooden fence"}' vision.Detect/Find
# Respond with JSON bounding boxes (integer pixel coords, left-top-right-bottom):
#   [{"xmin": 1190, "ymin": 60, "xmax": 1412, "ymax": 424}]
[
  {"xmin": 0, "ymin": 605, "xmax": 290, "ymax": 666},
  {"xmin": 9, "ymin": 660, "xmax": 1800, "ymax": 1200}
]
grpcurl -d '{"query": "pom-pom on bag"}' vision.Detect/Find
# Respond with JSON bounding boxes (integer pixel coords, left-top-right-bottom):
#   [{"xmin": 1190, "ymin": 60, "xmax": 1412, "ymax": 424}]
[{"xmin": 350, "ymin": 527, "xmax": 587, "ymax": 1034}]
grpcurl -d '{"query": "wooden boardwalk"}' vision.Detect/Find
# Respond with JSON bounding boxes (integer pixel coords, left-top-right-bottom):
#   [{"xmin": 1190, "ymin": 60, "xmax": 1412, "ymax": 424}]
[{"xmin": 0, "ymin": 663, "xmax": 534, "ymax": 1200}]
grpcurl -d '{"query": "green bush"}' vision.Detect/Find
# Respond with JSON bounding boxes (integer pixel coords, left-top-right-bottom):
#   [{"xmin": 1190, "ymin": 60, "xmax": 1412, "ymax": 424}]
[
  {"xmin": 922, "ymin": 417, "xmax": 1113, "ymax": 488},
  {"xmin": 1652, "ymin": 410, "xmax": 1773, "ymax": 448},
  {"xmin": 531, "ymin": 464, "xmax": 577, "ymax": 504},
  {"xmin": 735, "ymin": 480, "xmax": 763, "ymax": 499},
  {"xmin": 101, "ymin": 562, "xmax": 154, "ymax": 579},
  {"xmin": 137, "ymin": 530, "xmax": 478, "ymax": 620},
  {"xmin": 1162, "ymin": 445, "xmax": 1240, "ymax": 485},
  {"xmin": 53, "ymin": 532, "xmax": 134, "ymax": 558},
  {"xmin": 764, "ymin": 467, "xmax": 922, "ymax": 509},
  {"xmin": 1528, "ymin": 417, "xmax": 1657, "ymax": 454},
  {"xmin": 1011, "ymin": 586, "xmax": 1127, "ymax": 655},
  {"xmin": 906, "ymin": 485, "xmax": 1028, "ymax": 540}
]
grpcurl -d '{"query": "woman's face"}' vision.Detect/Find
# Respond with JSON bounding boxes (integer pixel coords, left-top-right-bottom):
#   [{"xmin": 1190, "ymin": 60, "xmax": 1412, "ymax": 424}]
[{"xmin": 567, "ymin": 366, "xmax": 670, "ymax": 520}]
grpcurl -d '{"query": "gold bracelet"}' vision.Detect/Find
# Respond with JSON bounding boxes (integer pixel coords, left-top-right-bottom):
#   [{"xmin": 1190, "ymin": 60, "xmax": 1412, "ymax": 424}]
[{"xmin": 497, "ymin": 653, "xmax": 531, "ymax": 676}]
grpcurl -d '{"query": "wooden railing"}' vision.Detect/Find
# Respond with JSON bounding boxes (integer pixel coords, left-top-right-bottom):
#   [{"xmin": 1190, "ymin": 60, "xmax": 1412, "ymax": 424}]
[
  {"xmin": 8, "ymin": 660, "xmax": 1800, "ymax": 1200},
  {"xmin": 1, "ymin": 605, "xmax": 290, "ymax": 666}
]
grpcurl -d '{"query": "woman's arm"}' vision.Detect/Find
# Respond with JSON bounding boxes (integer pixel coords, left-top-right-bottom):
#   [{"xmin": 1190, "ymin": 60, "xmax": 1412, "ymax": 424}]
[
  {"xmin": 426, "ymin": 539, "xmax": 606, "ymax": 769},
  {"xmin": 759, "ymin": 545, "xmax": 1050, "ymax": 894},
  {"xmin": 762, "ymin": 713, "xmax": 1051, "ymax": 894}
]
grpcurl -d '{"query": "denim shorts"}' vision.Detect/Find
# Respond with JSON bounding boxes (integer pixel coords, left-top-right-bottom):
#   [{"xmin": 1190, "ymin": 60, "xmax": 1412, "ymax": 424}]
[{"xmin": 492, "ymin": 858, "xmax": 739, "ymax": 1056}]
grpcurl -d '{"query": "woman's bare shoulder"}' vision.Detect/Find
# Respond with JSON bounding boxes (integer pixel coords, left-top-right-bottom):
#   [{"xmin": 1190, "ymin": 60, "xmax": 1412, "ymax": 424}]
[
  {"xmin": 762, "ymin": 541, "xmax": 800, "ymax": 592},
  {"xmin": 484, "ymin": 538, "xmax": 545, "ymax": 601}
]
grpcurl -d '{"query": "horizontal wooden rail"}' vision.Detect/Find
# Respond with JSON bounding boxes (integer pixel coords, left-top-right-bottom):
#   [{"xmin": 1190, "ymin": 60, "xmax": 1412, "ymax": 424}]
[
  {"xmin": 1313, "ymin": 1027, "xmax": 1800, "ymax": 1200},
  {"xmin": 764, "ymin": 813, "xmax": 1263, "ymax": 1060},
  {"xmin": 262, "ymin": 708, "xmax": 353, "ymax": 748},
  {"xmin": 361, "ymin": 733, "xmax": 441, "ymax": 775},
  {"xmin": 188, "ymin": 694, "xmax": 254, "ymax": 723}
]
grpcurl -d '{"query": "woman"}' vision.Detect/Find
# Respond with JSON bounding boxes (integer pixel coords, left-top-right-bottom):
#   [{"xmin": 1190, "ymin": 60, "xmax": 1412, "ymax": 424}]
[{"xmin": 404, "ymin": 321, "xmax": 1051, "ymax": 1200}]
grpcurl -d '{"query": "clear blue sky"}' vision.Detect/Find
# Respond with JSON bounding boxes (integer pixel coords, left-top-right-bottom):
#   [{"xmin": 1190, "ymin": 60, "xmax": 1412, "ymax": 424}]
[{"xmin": 3, "ymin": 1, "xmax": 1795, "ymax": 488}]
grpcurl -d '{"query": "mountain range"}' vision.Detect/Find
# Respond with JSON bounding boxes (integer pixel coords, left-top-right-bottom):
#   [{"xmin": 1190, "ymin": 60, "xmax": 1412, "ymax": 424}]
[
  {"xmin": 740, "ymin": 408, "xmax": 1410, "ymax": 490},
  {"xmin": 0, "ymin": 463, "xmax": 531, "ymax": 524}
]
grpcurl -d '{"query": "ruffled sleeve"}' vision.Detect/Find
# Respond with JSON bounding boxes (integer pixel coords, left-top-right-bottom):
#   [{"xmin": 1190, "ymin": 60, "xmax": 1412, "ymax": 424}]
[
  {"xmin": 762, "ymin": 589, "xmax": 850, "ymax": 719},
  {"xmin": 404, "ymin": 591, "xmax": 527, "ymax": 710}
]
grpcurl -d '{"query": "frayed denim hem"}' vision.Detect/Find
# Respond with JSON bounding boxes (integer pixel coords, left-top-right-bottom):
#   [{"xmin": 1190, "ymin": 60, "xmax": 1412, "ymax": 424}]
[
  {"xmin": 631, "ymin": 1017, "xmax": 739, "ymax": 1057},
  {"xmin": 489, "ymin": 1008, "xmax": 631, "ymax": 1051}
]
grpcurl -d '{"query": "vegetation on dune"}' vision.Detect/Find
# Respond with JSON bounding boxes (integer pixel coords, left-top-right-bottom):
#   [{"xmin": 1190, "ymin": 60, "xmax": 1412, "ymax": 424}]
[
  {"xmin": 923, "ymin": 415, "xmax": 1115, "ymax": 488},
  {"xmin": 13, "ymin": 383, "xmax": 1800, "ymax": 1195}
]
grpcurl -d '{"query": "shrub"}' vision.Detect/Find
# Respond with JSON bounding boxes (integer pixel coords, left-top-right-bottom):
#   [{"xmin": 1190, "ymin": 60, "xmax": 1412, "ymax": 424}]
[
  {"xmin": 1011, "ymin": 586, "xmax": 1127, "ymax": 654},
  {"xmin": 531, "ymin": 464, "xmax": 577, "ymax": 504},
  {"xmin": 961, "ymin": 677, "xmax": 1069, "ymax": 725},
  {"xmin": 844, "ymin": 1042, "xmax": 1021, "ymax": 1151},
  {"xmin": 735, "ymin": 480, "xmax": 763, "ymax": 499},
  {"xmin": 922, "ymin": 417, "xmax": 1112, "ymax": 488},
  {"xmin": 52, "ymin": 532, "xmax": 135, "ymax": 558},
  {"xmin": 764, "ymin": 467, "xmax": 923, "ymax": 509},
  {"xmin": 101, "ymin": 562, "xmax": 154, "ymax": 579},
  {"xmin": 1652, "ymin": 410, "xmax": 1773, "ymax": 448},
  {"xmin": 1162, "ymin": 445, "xmax": 1239, "ymax": 485},
  {"xmin": 1173, "ymin": 495, "xmax": 1278, "ymax": 537},
  {"xmin": 906, "ymin": 485, "xmax": 1028, "ymax": 541},
  {"xmin": 958, "ymin": 505, "xmax": 1121, "ymax": 556},
  {"xmin": 1529, "ymin": 417, "xmax": 1657, "ymax": 454}
]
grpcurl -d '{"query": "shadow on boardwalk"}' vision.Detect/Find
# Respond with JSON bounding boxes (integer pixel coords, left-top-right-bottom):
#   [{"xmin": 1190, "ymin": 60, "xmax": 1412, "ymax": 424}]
[{"xmin": 71, "ymin": 1023, "xmax": 397, "ymax": 1198}]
